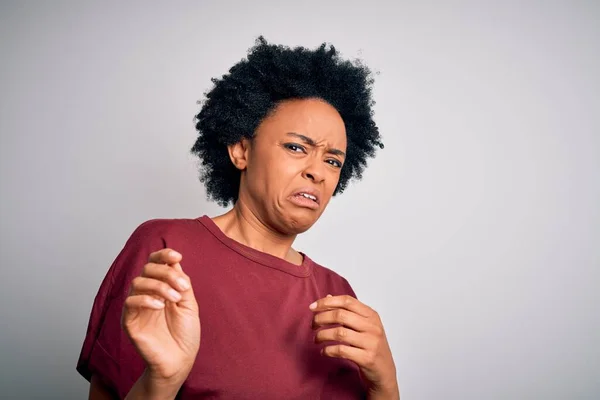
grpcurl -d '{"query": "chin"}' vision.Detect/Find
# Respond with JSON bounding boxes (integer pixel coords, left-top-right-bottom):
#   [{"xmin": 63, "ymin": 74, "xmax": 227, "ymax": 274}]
[{"xmin": 279, "ymin": 210, "xmax": 321, "ymax": 235}]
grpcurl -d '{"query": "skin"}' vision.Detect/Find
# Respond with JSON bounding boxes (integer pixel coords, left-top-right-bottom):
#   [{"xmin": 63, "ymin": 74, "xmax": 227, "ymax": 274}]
[{"xmin": 90, "ymin": 98, "xmax": 399, "ymax": 399}]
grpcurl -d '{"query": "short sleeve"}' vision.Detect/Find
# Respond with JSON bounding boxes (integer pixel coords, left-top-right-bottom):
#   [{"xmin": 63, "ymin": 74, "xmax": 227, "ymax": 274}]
[
  {"xmin": 76, "ymin": 220, "xmax": 166, "ymax": 398},
  {"xmin": 340, "ymin": 277, "xmax": 358, "ymax": 299}
]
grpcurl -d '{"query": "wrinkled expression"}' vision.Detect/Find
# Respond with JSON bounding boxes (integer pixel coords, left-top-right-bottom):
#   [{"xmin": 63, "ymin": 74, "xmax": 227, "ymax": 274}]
[{"xmin": 231, "ymin": 98, "xmax": 347, "ymax": 234}]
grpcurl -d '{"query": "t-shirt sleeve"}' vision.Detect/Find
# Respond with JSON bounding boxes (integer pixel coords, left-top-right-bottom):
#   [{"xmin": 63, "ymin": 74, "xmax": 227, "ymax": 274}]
[
  {"xmin": 340, "ymin": 277, "xmax": 358, "ymax": 299},
  {"xmin": 76, "ymin": 220, "xmax": 166, "ymax": 398}
]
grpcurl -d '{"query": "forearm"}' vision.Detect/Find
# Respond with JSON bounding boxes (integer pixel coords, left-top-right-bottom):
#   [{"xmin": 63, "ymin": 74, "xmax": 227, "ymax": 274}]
[
  {"xmin": 124, "ymin": 370, "xmax": 184, "ymax": 400},
  {"xmin": 367, "ymin": 381, "xmax": 400, "ymax": 400}
]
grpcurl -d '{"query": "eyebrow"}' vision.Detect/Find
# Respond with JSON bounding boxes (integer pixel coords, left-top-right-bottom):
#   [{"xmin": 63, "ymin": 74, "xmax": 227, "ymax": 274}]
[{"xmin": 286, "ymin": 132, "xmax": 346, "ymax": 157}]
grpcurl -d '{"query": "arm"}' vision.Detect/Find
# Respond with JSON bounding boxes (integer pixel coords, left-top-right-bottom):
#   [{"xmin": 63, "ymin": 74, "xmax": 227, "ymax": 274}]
[
  {"xmin": 89, "ymin": 375, "xmax": 117, "ymax": 400},
  {"xmin": 79, "ymin": 223, "xmax": 198, "ymax": 399},
  {"xmin": 123, "ymin": 370, "xmax": 185, "ymax": 400},
  {"xmin": 311, "ymin": 294, "xmax": 400, "ymax": 400},
  {"xmin": 367, "ymin": 384, "xmax": 401, "ymax": 400},
  {"xmin": 90, "ymin": 371, "xmax": 185, "ymax": 400}
]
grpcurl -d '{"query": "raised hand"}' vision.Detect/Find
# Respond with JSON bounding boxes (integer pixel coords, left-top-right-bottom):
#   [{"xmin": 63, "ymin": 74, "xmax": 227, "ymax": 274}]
[
  {"xmin": 310, "ymin": 295, "xmax": 399, "ymax": 399},
  {"xmin": 121, "ymin": 249, "xmax": 200, "ymax": 388}
]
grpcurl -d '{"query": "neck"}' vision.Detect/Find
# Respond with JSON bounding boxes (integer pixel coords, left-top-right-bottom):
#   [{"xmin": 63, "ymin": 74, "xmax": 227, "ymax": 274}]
[{"xmin": 211, "ymin": 200, "xmax": 301, "ymax": 264}]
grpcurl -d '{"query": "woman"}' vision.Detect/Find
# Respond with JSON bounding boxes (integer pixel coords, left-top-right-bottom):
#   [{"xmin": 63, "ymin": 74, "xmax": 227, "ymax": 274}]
[{"xmin": 78, "ymin": 37, "xmax": 399, "ymax": 399}]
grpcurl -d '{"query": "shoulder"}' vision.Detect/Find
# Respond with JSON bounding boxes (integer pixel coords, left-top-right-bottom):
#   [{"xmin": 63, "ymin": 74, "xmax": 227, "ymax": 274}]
[
  {"xmin": 121, "ymin": 216, "xmax": 212, "ymax": 251},
  {"xmin": 308, "ymin": 256, "xmax": 357, "ymax": 298},
  {"xmin": 107, "ymin": 217, "xmax": 207, "ymax": 291},
  {"xmin": 311, "ymin": 259, "xmax": 348, "ymax": 283},
  {"xmin": 129, "ymin": 217, "xmax": 203, "ymax": 241}
]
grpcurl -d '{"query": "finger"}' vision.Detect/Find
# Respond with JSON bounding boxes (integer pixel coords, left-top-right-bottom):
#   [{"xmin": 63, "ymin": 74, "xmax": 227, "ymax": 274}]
[
  {"xmin": 322, "ymin": 344, "xmax": 371, "ymax": 368},
  {"xmin": 130, "ymin": 276, "xmax": 183, "ymax": 303},
  {"xmin": 172, "ymin": 261, "xmax": 183, "ymax": 273},
  {"xmin": 148, "ymin": 248, "xmax": 183, "ymax": 265},
  {"xmin": 309, "ymin": 295, "xmax": 374, "ymax": 318},
  {"xmin": 124, "ymin": 294, "xmax": 166, "ymax": 311},
  {"xmin": 141, "ymin": 263, "xmax": 191, "ymax": 292},
  {"xmin": 142, "ymin": 262, "xmax": 197, "ymax": 310},
  {"xmin": 315, "ymin": 326, "xmax": 369, "ymax": 349},
  {"xmin": 312, "ymin": 309, "xmax": 372, "ymax": 332}
]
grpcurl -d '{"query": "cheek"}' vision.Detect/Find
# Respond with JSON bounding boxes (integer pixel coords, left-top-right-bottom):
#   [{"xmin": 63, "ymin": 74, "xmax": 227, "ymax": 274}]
[
  {"xmin": 281, "ymin": 160, "xmax": 304, "ymax": 177},
  {"xmin": 251, "ymin": 154, "xmax": 300, "ymax": 193},
  {"xmin": 271, "ymin": 154, "xmax": 303, "ymax": 178}
]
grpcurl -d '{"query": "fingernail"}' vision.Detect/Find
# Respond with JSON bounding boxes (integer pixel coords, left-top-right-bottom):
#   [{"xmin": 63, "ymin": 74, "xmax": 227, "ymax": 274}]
[
  {"xmin": 177, "ymin": 277, "xmax": 190, "ymax": 291},
  {"xmin": 169, "ymin": 250, "xmax": 181, "ymax": 258},
  {"xmin": 153, "ymin": 299, "xmax": 165, "ymax": 308},
  {"xmin": 327, "ymin": 294, "xmax": 332, "ymax": 297},
  {"xmin": 168, "ymin": 289, "xmax": 182, "ymax": 302},
  {"xmin": 309, "ymin": 301, "xmax": 317, "ymax": 310}
]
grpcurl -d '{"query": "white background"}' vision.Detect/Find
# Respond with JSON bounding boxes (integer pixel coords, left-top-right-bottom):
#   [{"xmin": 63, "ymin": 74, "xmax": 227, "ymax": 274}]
[{"xmin": 1, "ymin": 1, "xmax": 598, "ymax": 398}]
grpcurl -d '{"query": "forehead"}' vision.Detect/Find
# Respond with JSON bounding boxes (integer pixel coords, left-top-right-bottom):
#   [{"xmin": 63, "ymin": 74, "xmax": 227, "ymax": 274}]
[{"xmin": 257, "ymin": 98, "xmax": 347, "ymax": 147}]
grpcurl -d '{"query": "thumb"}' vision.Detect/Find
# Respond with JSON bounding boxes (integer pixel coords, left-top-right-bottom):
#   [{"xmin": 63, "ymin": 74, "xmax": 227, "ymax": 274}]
[{"xmin": 172, "ymin": 261, "xmax": 184, "ymax": 273}]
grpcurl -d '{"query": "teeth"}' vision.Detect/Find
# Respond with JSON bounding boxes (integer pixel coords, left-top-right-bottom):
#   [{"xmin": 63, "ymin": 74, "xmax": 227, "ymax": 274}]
[{"xmin": 300, "ymin": 193, "xmax": 317, "ymax": 201}]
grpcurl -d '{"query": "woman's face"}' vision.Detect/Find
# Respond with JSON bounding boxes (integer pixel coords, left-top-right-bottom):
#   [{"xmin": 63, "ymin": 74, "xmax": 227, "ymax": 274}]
[{"xmin": 230, "ymin": 98, "xmax": 347, "ymax": 235}]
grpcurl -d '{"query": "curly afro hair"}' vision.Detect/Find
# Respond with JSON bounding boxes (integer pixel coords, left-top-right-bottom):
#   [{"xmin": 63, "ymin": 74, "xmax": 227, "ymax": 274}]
[{"xmin": 191, "ymin": 36, "xmax": 383, "ymax": 207}]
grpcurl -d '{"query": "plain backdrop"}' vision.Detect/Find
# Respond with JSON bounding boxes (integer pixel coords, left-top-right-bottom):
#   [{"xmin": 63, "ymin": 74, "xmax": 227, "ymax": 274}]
[{"xmin": 1, "ymin": 1, "xmax": 599, "ymax": 399}]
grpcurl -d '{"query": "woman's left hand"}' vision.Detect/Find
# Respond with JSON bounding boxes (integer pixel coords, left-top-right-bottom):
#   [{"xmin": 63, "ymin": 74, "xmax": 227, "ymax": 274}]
[{"xmin": 310, "ymin": 295, "xmax": 399, "ymax": 399}]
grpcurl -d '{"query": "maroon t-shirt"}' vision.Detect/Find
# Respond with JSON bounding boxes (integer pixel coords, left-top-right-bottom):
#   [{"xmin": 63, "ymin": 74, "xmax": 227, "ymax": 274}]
[{"xmin": 77, "ymin": 216, "xmax": 366, "ymax": 399}]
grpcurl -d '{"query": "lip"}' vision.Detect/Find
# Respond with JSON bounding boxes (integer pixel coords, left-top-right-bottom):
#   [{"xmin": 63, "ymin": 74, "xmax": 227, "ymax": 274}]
[{"xmin": 288, "ymin": 187, "xmax": 321, "ymax": 210}]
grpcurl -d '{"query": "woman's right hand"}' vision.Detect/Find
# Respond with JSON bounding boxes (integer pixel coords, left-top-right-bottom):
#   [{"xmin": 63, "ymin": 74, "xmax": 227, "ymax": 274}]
[{"xmin": 121, "ymin": 249, "xmax": 201, "ymax": 390}]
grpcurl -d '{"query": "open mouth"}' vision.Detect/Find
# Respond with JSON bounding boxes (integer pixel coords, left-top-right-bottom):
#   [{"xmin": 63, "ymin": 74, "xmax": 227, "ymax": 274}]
[
  {"xmin": 297, "ymin": 192, "xmax": 318, "ymax": 202},
  {"xmin": 290, "ymin": 190, "xmax": 321, "ymax": 209}
]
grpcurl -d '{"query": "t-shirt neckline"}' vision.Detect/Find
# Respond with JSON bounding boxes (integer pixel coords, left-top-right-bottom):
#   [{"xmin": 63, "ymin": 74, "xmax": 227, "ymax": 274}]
[{"xmin": 197, "ymin": 215, "xmax": 313, "ymax": 278}]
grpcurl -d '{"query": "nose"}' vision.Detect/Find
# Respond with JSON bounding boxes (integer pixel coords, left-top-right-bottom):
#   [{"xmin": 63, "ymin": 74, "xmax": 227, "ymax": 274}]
[{"xmin": 302, "ymin": 159, "xmax": 325, "ymax": 183}]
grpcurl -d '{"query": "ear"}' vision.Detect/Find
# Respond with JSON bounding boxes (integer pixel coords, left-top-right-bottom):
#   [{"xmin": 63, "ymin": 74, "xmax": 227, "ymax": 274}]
[{"xmin": 227, "ymin": 138, "xmax": 250, "ymax": 171}]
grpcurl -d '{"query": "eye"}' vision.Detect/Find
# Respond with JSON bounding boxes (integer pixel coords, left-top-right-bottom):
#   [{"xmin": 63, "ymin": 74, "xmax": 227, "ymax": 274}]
[
  {"xmin": 284, "ymin": 143, "xmax": 306, "ymax": 153},
  {"xmin": 327, "ymin": 159, "xmax": 343, "ymax": 168}
]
